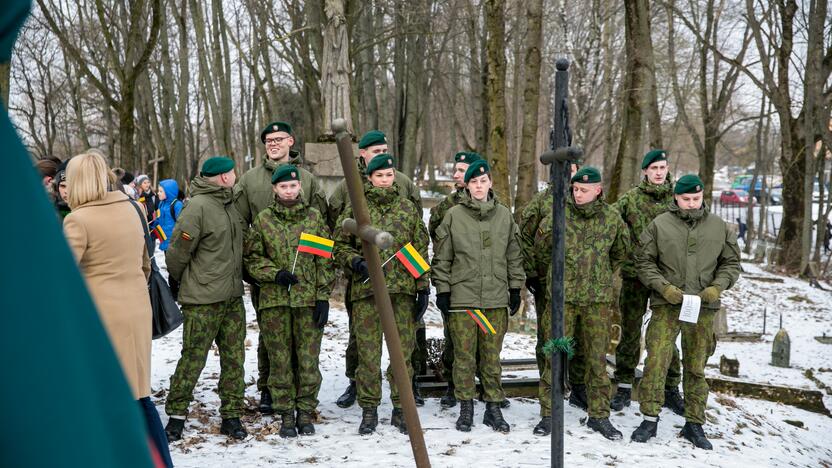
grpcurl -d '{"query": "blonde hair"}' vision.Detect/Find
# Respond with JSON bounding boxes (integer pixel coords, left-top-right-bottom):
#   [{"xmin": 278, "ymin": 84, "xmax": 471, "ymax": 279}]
[{"xmin": 66, "ymin": 152, "xmax": 110, "ymax": 209}]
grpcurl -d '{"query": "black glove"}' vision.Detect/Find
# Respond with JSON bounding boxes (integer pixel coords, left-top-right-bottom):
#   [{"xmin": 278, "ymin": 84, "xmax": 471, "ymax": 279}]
[
  {"xmin": 414, "ymin": 289, "xmax": 429, "ymax": 322},
  {"xmin": 525, "ymin": 276, "xmax": 541, "ymax": 295},
  {"xmin": 168, "ymin": 277, "xmax": 180, "ymax": 301},
  {"xmin": 313, "ymin": 300, "xmax": 329, "ymax": 329},
  {"xmin": 509, "ymin": 288, "xmax": 521, "ymax": 316},
  {"xmin": 351, "ymin": 256, "xmax": 369, "ymax": 281},
  {"xmin": 275, "ymin": 269, "xmax": 299, "ymax": 287},
  {"xmin": 436, "ymin": 292, "xmax": 451, "ymax": 315}
]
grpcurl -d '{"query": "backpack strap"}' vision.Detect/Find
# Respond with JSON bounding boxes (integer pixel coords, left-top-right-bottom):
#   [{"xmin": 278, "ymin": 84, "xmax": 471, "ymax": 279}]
[{"xmin": 129, "ymin": 199, "xmax": 155, "ymax": 257}]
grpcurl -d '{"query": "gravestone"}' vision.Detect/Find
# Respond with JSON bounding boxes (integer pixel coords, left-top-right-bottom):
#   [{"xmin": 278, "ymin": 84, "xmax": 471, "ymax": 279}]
[
  {"xmin": 771, "ymin": 328, "xmax": 791, "ymax": 368},
  {"xmin": 719, "ymin": 355, "xmax": 740, "ymax": 377}
]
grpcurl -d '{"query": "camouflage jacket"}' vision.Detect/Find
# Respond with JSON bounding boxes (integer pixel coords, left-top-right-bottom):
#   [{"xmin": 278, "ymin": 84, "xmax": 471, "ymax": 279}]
[
  {"xmin": 327, "ymin": 158, "xmax": 422, "ymax": 229},
  {"xmin": 540, "ymin": 195, "xmax": 630, "ymax": 305},
  {"xmin": 244, "ymin": 198, "xmax": 335, "ymax": 309},
  {"xmin": 614, "ymin": 178, "xmax": 674, "ymax": 278},
  {"xmin": 334, "ymin": 183, "xmax": 430, "ymax": 301},
  {"xmin": 234, "ymin": 151, "xmax": 328, "ymax": 226},
  {"xmin": 636, "ymin": 204, "xmax": 741, "ymax": 310},
  {"xmin": 519, "ymin": 184, "xmax": 553, "ymax": 279},
  {"xmin": 428, "ymin": 189, "xmax": 465, "ymax": 243},
  {"xmin": 166, "ymin": 176, "xmax": 245, "ymax": 305},
  {"xmin": 431, "ymin": 191, "xmax": 525, "ymax": 309}
]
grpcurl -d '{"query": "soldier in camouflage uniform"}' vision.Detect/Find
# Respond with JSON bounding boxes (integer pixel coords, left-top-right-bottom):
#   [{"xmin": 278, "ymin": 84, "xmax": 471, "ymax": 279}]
[
  {"xmin": 520, "ymin": 163, "xmax": 589, "ymax": 414},
  {"xmin": 431, "ymin": 160, "xmax": 524, "ymax": 434},
  {"xmin": 333, "ymin": 154, "xmax": 430, "ymax": 435},
  {"xmin": 427, "ymin": 150, "xmax": 481, "ymax": 409},
  {"xmin": 244, "ymin": 165, "xmax": 335, "ymax": 438},
  {"xmin": 612, "ymin": 149, "xmax": 683, "ymax": 414},
  {"xmin": 234, "ymin": 121, "xmax": 328, "ymax": 414},
  {"xmin": 164, "ymin": 157, "xmax": 248, "ymax": 441},
  {"xmin": 329, "ymin": 130, "xmax": 424, "ymax": 410},
  {"xmin": 631, "ymin": 174, "xmax": 740, "ymax": 450},
  {"xmin": 536, "ymin": 167, "xmax": 630, "ymax": 440}
]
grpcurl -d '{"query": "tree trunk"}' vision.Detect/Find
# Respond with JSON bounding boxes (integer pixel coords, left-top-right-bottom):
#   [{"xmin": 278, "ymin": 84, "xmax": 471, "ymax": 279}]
[
  {"xmin": 514, "ymin": 0, "xmax": 543, "ymax": 219},
  {"xmin": 484, "ymin": 0, "xmax": 509, "ymax": 204}
]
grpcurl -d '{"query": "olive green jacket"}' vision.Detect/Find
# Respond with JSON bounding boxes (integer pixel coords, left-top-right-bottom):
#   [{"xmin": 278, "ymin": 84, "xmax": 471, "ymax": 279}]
[
  {"xmin": 234, "ymin": 151, "xmax": 328, "ymax": 225},
  {"xmin": 327, "ymin": 158, "xmax": 422, "ymax": 229},
  {"xmin": 428, "ymin": 189, "xmax": 465, "ymax": 243},
  {"xmin": 431, "ymin": 192, "xmax": 525, "ymax": 309},
  {"xmin": 636, "ymin": 204, "xmax": 741, "ymax": 309},
  {"xmin": 166, "ymin": 176, "xmax": 245, "ymax": 305},
  {"xmin": 244, "ymin": 198, "xmax": 335, "ymax": 308},
  {"xmin": 333, "ymin": 183, "xmax": 430, "ymax": 301}
]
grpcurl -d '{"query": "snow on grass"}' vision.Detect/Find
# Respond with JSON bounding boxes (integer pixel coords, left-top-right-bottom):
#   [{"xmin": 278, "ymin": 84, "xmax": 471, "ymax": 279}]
[{"xmin": 151, "ymin": 250, "xmax": 832, "ymax": 467}]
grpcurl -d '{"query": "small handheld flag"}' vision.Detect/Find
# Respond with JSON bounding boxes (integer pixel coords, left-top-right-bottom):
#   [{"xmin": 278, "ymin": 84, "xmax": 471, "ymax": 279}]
[
  {"xmin": 151, "ymin": 225, "xmax": 167, "ymax": 241},
  {"xmin": 394, "ymin": 242, "xmax": 429, "ymax": 278},
  {"xmin": 297, "ymin": 232, "xmax": 334, "ymax": 259},
  {"xmin": 466, "ymin": 309, "xmax": 496, "ymax": 335}
]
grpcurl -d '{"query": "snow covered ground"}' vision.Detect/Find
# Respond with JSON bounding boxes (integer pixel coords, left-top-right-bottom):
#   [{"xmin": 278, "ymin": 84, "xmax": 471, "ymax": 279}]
[{"xmin": 151, "ymin": 251, "xmax": 832, "ymax": 467}]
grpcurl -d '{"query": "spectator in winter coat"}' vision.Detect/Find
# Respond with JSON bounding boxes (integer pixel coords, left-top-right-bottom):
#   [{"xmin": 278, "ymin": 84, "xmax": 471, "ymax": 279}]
[
  {"xmin": 135, "ymin": 174, "xmax": 157, "ymax": 223},
  {"xmin": 155, "ymin": 179, "xmax": 184, "ymax": 251}
]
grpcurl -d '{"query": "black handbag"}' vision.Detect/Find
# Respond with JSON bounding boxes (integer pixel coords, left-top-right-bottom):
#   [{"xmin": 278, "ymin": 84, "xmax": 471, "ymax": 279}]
[{"xmin": 129, "ymin": 201, "xmax": 183, "ymax": 339}]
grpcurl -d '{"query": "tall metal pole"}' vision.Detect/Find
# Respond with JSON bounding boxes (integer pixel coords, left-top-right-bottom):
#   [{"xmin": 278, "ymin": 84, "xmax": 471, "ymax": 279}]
[
  {"xmin": 547, "ymin": 58, "xmax": 574, "ymax": 468},
  {"xmin": 332, "ymin": 119, "xmax": 431, "ymax": 468}
]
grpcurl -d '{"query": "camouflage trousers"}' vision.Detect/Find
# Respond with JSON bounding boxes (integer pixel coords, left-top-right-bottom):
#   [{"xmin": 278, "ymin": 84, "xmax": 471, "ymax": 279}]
[
  {"xmin": 440, "ymin": 310, "xmax": 455, "ymax": 382},
  {"xmin": 615, "ymin": 277, "xmax": 681, "ymax": 388},
  {"xmin": 251, "ymin": 284, "xmax": 269, "ymax": 393},
  {"xmin": 449, "ymin": 308, "xmax": 509, "ymax": 402},
  {"xmin": 345, "ymin": 297, "xmax": 358, "ymax": 380},
  {"xmin": 354, "ymin": 294, "xmax": 416, "ymax": 409},
  {"xmin": 533, "ymin": 287, "xmax": 548, "ymax": 378},
  {"xmin": 540, "ymin": 303, "xmax": 610, "ymax": 418},
  {"xmin": 260, "ymin": 306, "xmax": 323, "ymax": 413},
  {"xmin": 640, "ymin": 304, "xmax": 716, "ymax": 424},
  {"xmin": 166, "ymin": 297, "xmax": 246, "ymax": 419}
]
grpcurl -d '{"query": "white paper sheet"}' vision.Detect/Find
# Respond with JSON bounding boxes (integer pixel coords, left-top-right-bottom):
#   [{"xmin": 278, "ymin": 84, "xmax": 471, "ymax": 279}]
[{"xmin": 679, "ymin": 294, "xmax": 701, "ymax": 324}]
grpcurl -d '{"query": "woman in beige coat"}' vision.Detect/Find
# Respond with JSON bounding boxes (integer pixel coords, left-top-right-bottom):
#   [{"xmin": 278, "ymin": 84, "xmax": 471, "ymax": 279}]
[{"xmin": 63, "ymin": 152, "xmax": 171, "ymax": 466}]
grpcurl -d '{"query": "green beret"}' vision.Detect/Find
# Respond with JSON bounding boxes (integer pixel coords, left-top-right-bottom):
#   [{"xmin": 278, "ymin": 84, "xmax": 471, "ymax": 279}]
[
  {"xmin": 358, "ymin": 130, "xmax": 387, "ymax": 149},
  {"xmin": 674, "ymin": 174, "xmax": 704, "ymax": 194},
  {"xmin": 272, "ymin": 164, "xmax": 301, "ymax": 184},
  {"xmin": 641, "ymin": 149, "xmax": 668, "ymax": 169},
  {"xmin": 464, "ymin": 159, "xmax": 490, "ymax": 183},
  {"xmin": 365, "ymin": 153, "xmax": 396, "ymax": 175},
  {"xmin": 260, "ymin": 121, "xmax": 293, "ymax": 143},
  {"xmin": 200, "ymin": 156, "xmax": 235, "ymax": 177},
  {"xmin": 570, "ymin": 166, "xmax": 601, "ymax": 184},
  {"xmin": 454, "ymin": 151, "xmax": 482, "ymax": 164}
]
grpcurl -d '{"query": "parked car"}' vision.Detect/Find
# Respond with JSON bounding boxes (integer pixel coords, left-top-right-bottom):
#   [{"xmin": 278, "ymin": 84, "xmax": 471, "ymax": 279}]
[
  {"xmin": 768, "ymin": 188, "xmax": 782, "ymax": 205},
  {"xmin": 720, "ymin": 189, "xmax": 750, "ymax": 206}
]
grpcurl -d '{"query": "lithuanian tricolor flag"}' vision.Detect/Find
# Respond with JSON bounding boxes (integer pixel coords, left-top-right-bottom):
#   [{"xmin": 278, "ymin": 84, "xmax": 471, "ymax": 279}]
[
  {"xmin": 394, "ymin": 242, "xmax": 429, "ymax": 278},
  {"xmin": 152, "ymin": 225, "xmax": 167, "ymax": 241},
  {"xmin": 466, "ymin": 309, "xmax": 496, "ymax": 335},
  {"xmin": 297, "ymin": 232, "xmax": 334, "ymax": 258}
]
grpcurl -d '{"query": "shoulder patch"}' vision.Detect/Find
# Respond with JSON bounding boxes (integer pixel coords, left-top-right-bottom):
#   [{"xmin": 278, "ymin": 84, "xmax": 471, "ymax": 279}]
[{"xmin": 181, "ymin": 232, "xmax": 192, "ymax": 241}]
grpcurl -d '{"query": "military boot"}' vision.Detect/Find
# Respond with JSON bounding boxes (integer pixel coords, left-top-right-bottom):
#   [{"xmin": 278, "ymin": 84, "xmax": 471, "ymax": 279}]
[
  {"xmin": 568, "ymin": 384, "xmax": 588, "ymax": 411},
  {"xmin": 278, "ymin": 412, "xmax": 297, "ymax": 438},
  {"xmin": 258, "ymin": 389, "xmax": 274, "ymax": 415},
  {"xmin": 680, "ymin": 422, "xmax": 713, "ymax": 450},
  {"xmin": 220, "ymin": 418, "xmax": 248, "ymax": 440},
  {"xmin": 500, "ymin": 399, "xmax": 511, "ymax": 409},
  {"xmin": 533, "ymin": 416, "xmax": 552, "ymax": 436},
  {"xmin": 391, "ymin": 408, "xmax": 408, "ymax": 434},
  {"xmin": 455, "ymin": 400, "xmax": 474, "ymax": 432},
  {"xmin": 483, "ymin": 402, "xmax": 510, "ymax": 433},
  {"xmin": 336, "ymin": 380, "xmax": 357, "ymax": 409},
  {"xmin": 440, "ymin": 383, "xmax": 457, "ymax": 409},
  {"xmin": 412, "ymin": 380, "xmax": 425, "ymax": 407},
  {"xmin": 164, "ymin": 417, "xmax": 185, "ymax": 442},
  {"xmin": 610, "ymin": 387, "xmax": 631, "ymax": 411},
  {"xmin": 631, "ymin": 418, "xmax": 658, "ymax": 443},
  {"xmin": 358, "ymin": 407, "xmax": 378, "ymax": 435},
  {"xmin": 587, "ymin": 417, "xmax": 623, "ymax": 441},
  {"xmin": 296, "ymin": 410, "xmax": 315, "ymax": 436},
  {"xmin": 663, "ymin": 387, "xmax": 685, "ymax": 416}
]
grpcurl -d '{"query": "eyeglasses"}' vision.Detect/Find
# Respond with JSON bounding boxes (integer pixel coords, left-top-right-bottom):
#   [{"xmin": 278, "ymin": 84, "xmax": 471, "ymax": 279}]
[{"xmin": 265, "ymin": 136, "xmax": 289, "ymax": 145}]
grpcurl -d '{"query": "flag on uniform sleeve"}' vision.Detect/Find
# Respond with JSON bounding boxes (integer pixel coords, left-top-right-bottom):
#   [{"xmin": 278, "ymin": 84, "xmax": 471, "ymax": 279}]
[
  {"xmin": 297, "ymin": 232, "xmax": 334, "ymax": 258},
  {"xmin": 394, "ymin": 242, "xmax": 429, "ymax": 278}
]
